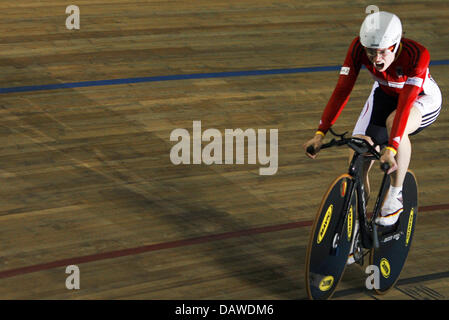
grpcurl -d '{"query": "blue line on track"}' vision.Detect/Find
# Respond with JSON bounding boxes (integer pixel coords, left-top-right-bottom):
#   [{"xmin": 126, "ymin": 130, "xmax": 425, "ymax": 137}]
[{"xmin": 1, "ymin": 60, "xmax": 449, "ymax": 94}]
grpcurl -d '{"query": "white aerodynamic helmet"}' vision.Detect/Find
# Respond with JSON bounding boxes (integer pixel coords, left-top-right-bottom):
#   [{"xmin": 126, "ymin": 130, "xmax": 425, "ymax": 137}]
[{"xmin": 360, "ymin": 11, "xmax": 402, "ymax": 53}]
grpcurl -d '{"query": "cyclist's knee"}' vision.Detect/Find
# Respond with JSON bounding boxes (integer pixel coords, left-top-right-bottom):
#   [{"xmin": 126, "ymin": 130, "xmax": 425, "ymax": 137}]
[
  {"xmin": 386, "ymin": 111, "xmax": 396, "ymax": 132},
  {"xmin": 386, "ymin": 108, "xmax": 421, "ymax": 134}
]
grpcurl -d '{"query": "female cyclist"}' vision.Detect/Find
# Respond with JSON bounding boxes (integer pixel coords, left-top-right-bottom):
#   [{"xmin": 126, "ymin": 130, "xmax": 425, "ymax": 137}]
[{"xmin": 303, "ymin": 11, "xmax": 442, "ymax": 228}]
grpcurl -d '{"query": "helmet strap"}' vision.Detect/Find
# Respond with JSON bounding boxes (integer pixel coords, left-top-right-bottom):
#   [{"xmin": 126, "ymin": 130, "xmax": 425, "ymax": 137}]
[{"xmin": 392, "ymin": 41, "xmax": 401, "ymax": 55}]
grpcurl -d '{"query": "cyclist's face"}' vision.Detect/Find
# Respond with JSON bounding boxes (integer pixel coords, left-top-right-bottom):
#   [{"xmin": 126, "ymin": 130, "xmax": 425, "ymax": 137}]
[{"xmin": 365, "ymin": 46, "xmax": 395, "ymax": 72}]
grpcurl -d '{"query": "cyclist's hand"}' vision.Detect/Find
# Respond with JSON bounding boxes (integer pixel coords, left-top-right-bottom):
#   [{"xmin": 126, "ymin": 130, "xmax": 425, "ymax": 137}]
[
  {"xmin": 303, "ymin": 133, "xmax": 324, "ymax": 159},
  {"xmin": 380, "ymin": 147, "xmax": 398, "ymax": 174}
]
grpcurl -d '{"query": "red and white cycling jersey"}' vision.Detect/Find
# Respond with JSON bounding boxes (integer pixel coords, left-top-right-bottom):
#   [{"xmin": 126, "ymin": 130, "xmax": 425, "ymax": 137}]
[{"xmin": 318, "ymin": 37, "xmax": 432, "ymax": 151}]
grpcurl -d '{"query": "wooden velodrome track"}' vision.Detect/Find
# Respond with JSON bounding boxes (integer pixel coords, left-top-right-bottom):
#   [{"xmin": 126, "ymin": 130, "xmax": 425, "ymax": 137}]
[{"xmin": 0, "ymin": 0, "xmax": 447, "ymax": 300}]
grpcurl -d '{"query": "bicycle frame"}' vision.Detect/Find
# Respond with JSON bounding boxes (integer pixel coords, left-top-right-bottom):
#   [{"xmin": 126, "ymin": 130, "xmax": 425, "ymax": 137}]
[
  {"xmin": 307, "ymin": 129, "xmax": 390, "ymax": 252},
  {"xmin": 348, "ymin": 150, "xmax": 388, "ymax": 250}
]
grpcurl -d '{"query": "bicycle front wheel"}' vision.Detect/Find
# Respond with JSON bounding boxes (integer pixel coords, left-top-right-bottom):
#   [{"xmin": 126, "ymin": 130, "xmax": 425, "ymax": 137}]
[{"xmin": 305, "ymin": 174, "xmax": 357, "ymax": 300}]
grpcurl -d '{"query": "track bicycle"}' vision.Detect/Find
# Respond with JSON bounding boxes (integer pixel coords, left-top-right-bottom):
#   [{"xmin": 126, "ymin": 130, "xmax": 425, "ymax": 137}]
[{"xmin": 304, "ymin": 129, "xmax": 418, "ymax": 300}]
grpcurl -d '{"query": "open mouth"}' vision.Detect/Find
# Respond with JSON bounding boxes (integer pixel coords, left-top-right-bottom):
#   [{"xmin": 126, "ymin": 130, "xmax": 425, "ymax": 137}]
[{"xmin": 375, "ymin": 63, "xmax": 385, "ymax": 69}]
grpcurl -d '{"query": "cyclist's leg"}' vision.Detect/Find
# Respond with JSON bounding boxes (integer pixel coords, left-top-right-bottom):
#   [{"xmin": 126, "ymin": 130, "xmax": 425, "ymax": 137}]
[
  {"xmin": 378, "ymin": 111, "xmax": 421, "ymax": 225},
  {"xmin": 386, "ymin": 81, "xmax": 442, "ymax": 188},
  {"xmin": 379, "ymin": 86, "xmax": 442, "ymax": 225},
  {"xmin": 387, "ymin": 78, "xmax": 442, "ymax": 187},
  {"xmin": 385, "ymin": 107, "xmax": 422, "ymax": 188}
]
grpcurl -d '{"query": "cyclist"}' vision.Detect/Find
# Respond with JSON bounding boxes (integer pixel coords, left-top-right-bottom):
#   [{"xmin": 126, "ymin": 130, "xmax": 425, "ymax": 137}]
[{"xmin": 303, "ymin": 11, "xmax": 442, "ymax": 228}]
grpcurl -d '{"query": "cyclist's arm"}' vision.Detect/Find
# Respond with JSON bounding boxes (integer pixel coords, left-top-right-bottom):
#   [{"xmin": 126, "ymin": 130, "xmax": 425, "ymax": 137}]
[{"xmin": 317, "ymin": 37, "xmax": 363, "ymax": 136}]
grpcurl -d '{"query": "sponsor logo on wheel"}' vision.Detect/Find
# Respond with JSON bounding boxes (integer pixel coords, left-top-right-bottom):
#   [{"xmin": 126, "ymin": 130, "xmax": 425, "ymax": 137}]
[
  {"xmin": 317, "ymin": 205, "xmax": 333, "ymax": 244},
  {"xmin": 380, "ymin": 258, "xmax": 391, "ymax": 278},
  {"xmin": 405, "ymin": 208, "xmax": 414, "ymax": 246},
  {"xmin": 319, "ymin": 276, "xmax": 334, "ymax": 291}
]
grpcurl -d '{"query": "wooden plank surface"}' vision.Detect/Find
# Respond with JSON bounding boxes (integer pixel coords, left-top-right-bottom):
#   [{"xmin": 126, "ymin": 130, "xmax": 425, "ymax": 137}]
[{"xmin": 0, "ymin": 0, "xmax": 447, "ymax": 300}]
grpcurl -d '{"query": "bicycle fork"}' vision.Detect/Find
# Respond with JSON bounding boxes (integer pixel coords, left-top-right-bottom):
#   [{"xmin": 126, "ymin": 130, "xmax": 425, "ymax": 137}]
[
  {"xmin": 329, "ymin": 178, "xmax": 356, "ymax": 256},
  {"xmin": 329, "ymin": 154, "xmax": 368, "ymax": 256}
]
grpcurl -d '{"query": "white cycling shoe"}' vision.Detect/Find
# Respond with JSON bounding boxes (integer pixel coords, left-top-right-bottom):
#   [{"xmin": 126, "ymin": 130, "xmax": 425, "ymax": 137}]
[{"xmin": 375, "ymin": 191, "xmax": 403, "ymax": 226}]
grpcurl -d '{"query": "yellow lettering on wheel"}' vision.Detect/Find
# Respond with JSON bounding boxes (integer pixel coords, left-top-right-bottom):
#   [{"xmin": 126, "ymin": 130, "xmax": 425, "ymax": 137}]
[
  {"xmin": 347, "ymin": 206, "xmax": 353, "ymax": 241},
  {"xmin": 317, "ymin": 205, "xmax": 333, "ymax": 244},
  {"xmin": 405, "ymin": 208, "xmax": 414, "ymax": 247}
]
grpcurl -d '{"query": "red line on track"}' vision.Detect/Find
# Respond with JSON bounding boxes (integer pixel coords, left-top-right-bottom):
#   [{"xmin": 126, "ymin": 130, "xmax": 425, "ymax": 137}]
[
  {"xmin": 419, "ymin": 203, "xmax": 449, "ymax": 212},
  {"xmin": 1, "ymin": 203, "xmax": 448, "ymax": 280},
  {"xmin": 0, "ymin": 220, "xmax": 313, "ymax": 279}
]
